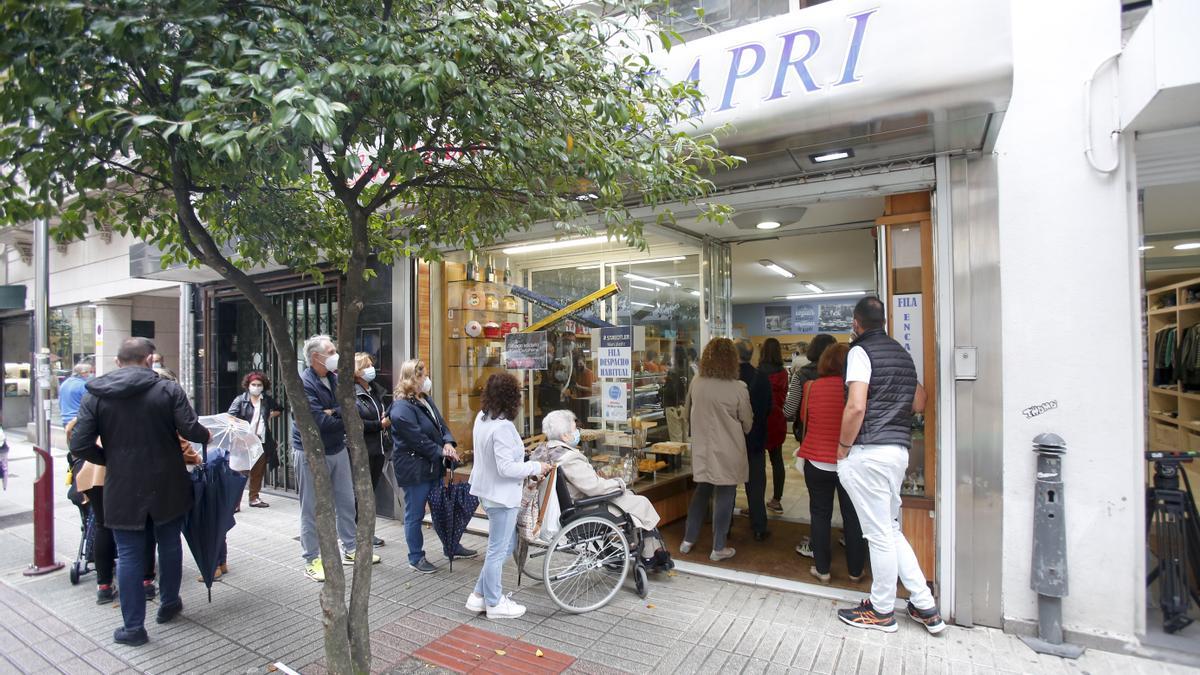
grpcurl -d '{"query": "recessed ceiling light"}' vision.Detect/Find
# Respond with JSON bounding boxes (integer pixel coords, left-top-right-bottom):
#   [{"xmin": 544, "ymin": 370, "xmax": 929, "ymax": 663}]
[
  {"xmin": 623, "ymin": 272, "xmax": 670, "ymax": 288},
  {"xmin": 776, "ymin": 291, "xmax": 869, "ymax": 300},
  {"xmin": 577, "ymin": 255, "xmax": 688, "ymax": 270},
  {"xmin": 1175, "ymin": 243, "xmax": 1200, "ymax": 251},
  {"xmin": 629, "ymin": 284, "xmax": 658, "ymax": 292},
  {"xmin": 802, "ymin": 281, "xmax": 823, "ymax": 293},
  {"xmin": 756, "ymin": 221, "xmax": 781, "ymax": 230},
  {"xmin": 502, "ymin": 234, "xmax": 621, "ymax": 255},
  {"xmin": 1138, "ymin": 245, "xmax": 1155, "ymax": 251},
  {"xmin": 809, "ymin": 148, "xmax": 855, "ymax": 163},
  {"xmin": 758, "ymin": 259, "xmax": 795, "ymax": 279},
  {"xmin": 630, "ymin": 301, "xmax": 654, "ymax": 308}
]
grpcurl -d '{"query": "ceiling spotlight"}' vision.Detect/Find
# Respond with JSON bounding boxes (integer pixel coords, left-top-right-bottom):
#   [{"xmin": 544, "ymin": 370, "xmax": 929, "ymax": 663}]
[
  {"xmin": 776, "ymin": 291, "xmax": 869, "ymax": 300},
  {"xmin": 802, "ymin": 281, "xmax": 823, "ymax": 293},
  {"xmin": 1174, "ymin": 243, "xmax": 1200, "ymax": 251},
  {"xmin": 759, "ymin": 259, "xmax": 795, "ymax": 279},
  {"xmin": 623, "ymin": 272, "xmax": 670, "ymax": 288},
  {"xmin": 809, "ymin": 148, "xmax": 855, "ymax": 163},
  {"xmin": 756, "ymin": 221, "xmax": 781, "ymax": 230}
]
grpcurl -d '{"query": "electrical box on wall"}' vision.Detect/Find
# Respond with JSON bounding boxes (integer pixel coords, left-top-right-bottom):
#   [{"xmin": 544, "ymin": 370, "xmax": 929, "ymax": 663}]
[{"xmin": 954, "ymin": 346, "xmax": 978, "ymax": 380}]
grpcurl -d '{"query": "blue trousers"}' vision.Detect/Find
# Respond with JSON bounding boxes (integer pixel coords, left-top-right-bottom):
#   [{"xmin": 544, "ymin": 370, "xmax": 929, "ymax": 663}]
[
  {"xmin": 113, "ymin": 516, "xmax": 183, "ymax": 631},
  {"xmin": 473, "ymin": 506, "xmax": 519, "ymax": 607},
  {"xmin": 401, "ymin": 477, "xmax": 440, "ymax": 565}
]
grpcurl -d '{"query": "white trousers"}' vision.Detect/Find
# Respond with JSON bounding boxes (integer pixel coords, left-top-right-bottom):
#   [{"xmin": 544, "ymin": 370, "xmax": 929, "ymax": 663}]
[{"xmin": 838, "ymin": 443, "xmax": 935, "ymax": 614}]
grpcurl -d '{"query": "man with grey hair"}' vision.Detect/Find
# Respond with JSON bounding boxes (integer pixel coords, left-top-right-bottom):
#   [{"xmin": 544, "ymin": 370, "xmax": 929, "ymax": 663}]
[
  {"xmin": 59, "ymin": 359, "xmax": 94, "ymax": 426},
  {"xmin": 736, "ymin": 339, "xmax": 773, "ymax": 541},
  {"xmin": 291, "ymin": 335, "xmax": 379, "ymax": 583}
]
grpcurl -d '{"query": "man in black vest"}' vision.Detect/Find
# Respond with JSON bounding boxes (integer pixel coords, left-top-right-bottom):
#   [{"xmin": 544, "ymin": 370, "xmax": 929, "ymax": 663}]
[{"xmin": 834, "ymin": 297, "xmax": 946, "ymax": 635}]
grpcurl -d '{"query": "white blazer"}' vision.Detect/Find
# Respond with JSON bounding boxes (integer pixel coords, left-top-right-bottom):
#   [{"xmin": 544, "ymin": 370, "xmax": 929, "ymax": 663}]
[{"xmin": 468, "ymin": 412, "xmax": 540, "ymax": 508}]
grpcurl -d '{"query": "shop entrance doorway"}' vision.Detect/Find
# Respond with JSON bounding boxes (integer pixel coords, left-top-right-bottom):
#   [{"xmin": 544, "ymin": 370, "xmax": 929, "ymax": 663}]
[{"xmin": 657, "ymin": 190, "xmax": 940, "ymax": 597}]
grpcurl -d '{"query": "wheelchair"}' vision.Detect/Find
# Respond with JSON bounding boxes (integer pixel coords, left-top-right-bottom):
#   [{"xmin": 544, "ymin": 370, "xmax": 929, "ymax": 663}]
[{"xmin": 514, "ymin": 474, "xmax": 653, "ymax": 613}]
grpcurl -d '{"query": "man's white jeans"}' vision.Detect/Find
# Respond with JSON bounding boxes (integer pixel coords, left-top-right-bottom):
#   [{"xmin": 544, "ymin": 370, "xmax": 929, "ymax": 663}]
[{"xmin": 839, "ymin": 443, "xmax": 935, "ymax": 614}]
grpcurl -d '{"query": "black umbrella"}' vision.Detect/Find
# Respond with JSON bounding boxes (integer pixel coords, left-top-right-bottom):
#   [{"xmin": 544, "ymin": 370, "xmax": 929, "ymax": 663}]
[
  {"xmin": 427, "ymin": 461, "xmax": 478, "ymax": 571},
  {"xmin": 183, "ymin": 445, "xmax": 246, "ymax": 601}
]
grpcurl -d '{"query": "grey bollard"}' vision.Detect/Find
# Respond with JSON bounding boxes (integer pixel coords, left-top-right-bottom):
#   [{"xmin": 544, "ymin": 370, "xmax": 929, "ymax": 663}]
[{"xmin": 1018, "ymin": 433, "xmax": 1085, "ymax": 659}]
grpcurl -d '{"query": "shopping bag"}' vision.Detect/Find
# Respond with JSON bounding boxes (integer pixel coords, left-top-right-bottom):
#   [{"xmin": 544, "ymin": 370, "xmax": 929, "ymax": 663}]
[
  {"xmin": 537, "ymin": 469, "xmax": 562, "ymax": 544},
  {"xmin": 518, "ymin": 467, "xmax": 561, "ymax": 544}
]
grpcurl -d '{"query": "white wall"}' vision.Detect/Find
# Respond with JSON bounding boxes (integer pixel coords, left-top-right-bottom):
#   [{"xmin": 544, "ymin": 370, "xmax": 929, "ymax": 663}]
[{"xmin": 995, "ymin": 0, "xmax": 1142, "ymax": 643}]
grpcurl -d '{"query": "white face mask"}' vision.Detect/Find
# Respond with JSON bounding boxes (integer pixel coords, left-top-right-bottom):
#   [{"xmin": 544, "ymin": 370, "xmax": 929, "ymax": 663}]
[
  {"xmin": 322, "ymin": 352, "xmax": 339, "ymax": 372},
  {"xmin": 152, "ymin": 363, "xmax": 163, "ymax": 372},
  {"xmin": 248, "ymin": 384, "xmax": 264, "ymax": 396},
  {"xmin": 422, "ymin": 376, "xmax": 433, "ymax": 394},
  {"xmin": 362, "ymin": 367, "xmax": 376, "ymax": 383}
]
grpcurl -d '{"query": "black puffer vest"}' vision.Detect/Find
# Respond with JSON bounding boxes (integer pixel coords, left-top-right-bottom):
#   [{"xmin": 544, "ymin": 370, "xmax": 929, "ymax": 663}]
[{"xmin": 851, "ymin": 328, "xmax": 917, "ymax": 448}]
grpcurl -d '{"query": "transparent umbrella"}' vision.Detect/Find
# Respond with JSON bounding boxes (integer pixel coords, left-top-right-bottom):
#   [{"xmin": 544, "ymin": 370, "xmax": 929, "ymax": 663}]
[{"xmin": 194, "ymin": 414, "xmax": 264, "ymax": 472}]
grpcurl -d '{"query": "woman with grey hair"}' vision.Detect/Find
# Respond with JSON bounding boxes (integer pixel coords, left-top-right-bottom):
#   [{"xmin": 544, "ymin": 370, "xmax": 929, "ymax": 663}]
[{"xmin": 533, "ymin": 409, "xmax": 673, "ymax": 570}]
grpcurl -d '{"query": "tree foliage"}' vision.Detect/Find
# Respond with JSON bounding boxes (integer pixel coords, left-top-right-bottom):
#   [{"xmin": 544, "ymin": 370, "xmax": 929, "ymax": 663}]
[{"xmin": 0, "ymin": 0, "xmax": 734, "ymax": 671}]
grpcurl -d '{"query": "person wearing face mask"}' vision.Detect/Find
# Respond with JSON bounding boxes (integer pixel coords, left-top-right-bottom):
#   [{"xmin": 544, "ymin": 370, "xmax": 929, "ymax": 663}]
[
  {"xmin": 150, "ymin": 353, "xmax": 177, "ymax": 381},
  {"xmin": 292, "ymin": 335, "xmax": 379, "ymax": 584},
  {"xmin": 388, "ymin": 358, "xmax": 476, "ymax": 574},
  {"xmin": 353, "ymin": 353, "xmax": 389, "ymax": 547},
  {"xmin": 227, "ymin": 371, "xmax": 283, "ymax": 509},
  {"xmin": 531, "ymin": 409, "xmax": 673, "ymax": 571}
]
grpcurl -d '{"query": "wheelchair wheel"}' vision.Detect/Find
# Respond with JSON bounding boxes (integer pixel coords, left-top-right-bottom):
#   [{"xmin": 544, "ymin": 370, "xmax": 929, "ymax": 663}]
[
  {"xmin": 69, "ymin": 564, "xmax": 80, "ymax": 586},
  {"xmin": 513, "ymin": 539, "xmax": 546, "ymax": 582},
  {"xmin": 634, "ymin": 564, "xmax": 648, "ymax": 599},
  {"xmin": 543, "ymin": 515, "xmax": 629, "ymax": 613}
]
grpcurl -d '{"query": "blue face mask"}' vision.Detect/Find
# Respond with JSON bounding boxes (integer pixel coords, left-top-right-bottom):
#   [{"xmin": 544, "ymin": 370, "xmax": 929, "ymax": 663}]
[{"xmin": 570, "ymin": 429, "xmax": 581, "ymax": 446}]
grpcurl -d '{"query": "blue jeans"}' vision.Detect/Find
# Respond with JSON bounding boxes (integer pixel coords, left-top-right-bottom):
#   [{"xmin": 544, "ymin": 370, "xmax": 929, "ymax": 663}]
[
  {"xmin": 295, "ymin": 449, "xmax": 356, "ymax": 562},
  {"xmin": 473, "ymin": 505, "xmax": 519, "ymax": 607},
  {"xmin": 113, "ymin": 516, "xmax": 183, "ymax": 632},
  {"xmin": 401, "ymin": 477, "xmax": 440, "ymax": 565}
]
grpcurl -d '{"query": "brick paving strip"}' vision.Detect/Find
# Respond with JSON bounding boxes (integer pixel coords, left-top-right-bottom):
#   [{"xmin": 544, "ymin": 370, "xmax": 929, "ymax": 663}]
[{"xmin": 0, "ymin": 444, "xmax": 1196, "ymax": 675}]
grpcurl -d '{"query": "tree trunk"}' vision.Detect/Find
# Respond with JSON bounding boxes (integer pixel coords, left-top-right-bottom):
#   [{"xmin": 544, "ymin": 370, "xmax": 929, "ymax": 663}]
[
  {"xmin": 169, "ymin": 158, "xmax": 354, "ymax": 673},
  {"xmin": 337, "ymin": 207, "xmax": 375, "ymax": 674}
]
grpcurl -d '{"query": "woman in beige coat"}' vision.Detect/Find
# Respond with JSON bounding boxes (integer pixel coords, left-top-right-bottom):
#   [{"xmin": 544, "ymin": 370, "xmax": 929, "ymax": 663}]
[
  {"xmin": 533, "ymin": 410, "xmax": 673, "ymax": 570},
  {"xmin": 681, "ymin": 337, "xmax": 753, "ymax": 562}
]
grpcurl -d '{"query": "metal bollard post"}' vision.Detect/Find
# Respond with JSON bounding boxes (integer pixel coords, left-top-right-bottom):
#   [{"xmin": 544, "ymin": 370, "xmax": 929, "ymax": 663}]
[{"xmin": 1018, "ymin": 433, "xmax": 1084, "ymax": 658}]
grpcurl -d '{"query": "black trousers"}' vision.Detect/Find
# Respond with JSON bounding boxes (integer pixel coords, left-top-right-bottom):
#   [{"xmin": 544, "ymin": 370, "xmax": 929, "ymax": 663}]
[
  {"xmin": 803, "ymin": 460, "xmax": 867, "ymax": 576},
  {"xmin": 745, "ymin": 450, "xmax": 769, "ymax": 535},
  {"xmin": 767, "ymin": 445, "xmax": 785, "ymax": 501},
  {"xmin": 85, "ymin": 486, "xmax": 156, "ymax": 586}
]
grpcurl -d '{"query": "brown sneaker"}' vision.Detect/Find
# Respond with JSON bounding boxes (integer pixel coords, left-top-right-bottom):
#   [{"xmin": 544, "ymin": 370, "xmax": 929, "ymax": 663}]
[
  {"xmin": 766, "ymin": 499, "xmax": 783, "ymax": 512},
  {"xmin": 906, "ymin": 600, "xmax": 947, "ymax": 635},
  {"xmin": 837, "ymin": 599, "xmax": 898, "ymax": 633}
]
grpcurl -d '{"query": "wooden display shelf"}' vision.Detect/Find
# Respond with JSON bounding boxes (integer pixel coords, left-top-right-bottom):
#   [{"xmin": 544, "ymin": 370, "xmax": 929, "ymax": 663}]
[
  {"xmin": 1151, "ymin": 413, "xmax": 1181, "ymax": 425},
  {"xmin": 1146, "ymin": 273, "xmax": 1200, "ymax": 455}
]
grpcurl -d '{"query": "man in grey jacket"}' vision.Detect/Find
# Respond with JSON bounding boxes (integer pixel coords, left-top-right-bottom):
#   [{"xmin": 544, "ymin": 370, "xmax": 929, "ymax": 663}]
[{"xmin": 834, "ymin": 297, "xmax": 945, "ymax": 635}]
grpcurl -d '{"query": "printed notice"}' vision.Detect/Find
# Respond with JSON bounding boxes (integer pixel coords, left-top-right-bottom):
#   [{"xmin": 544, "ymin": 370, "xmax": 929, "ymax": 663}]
[
  {"xmin": 597, "ymin": 326, "xmax": 632, "ymax": 379},
  {"xmin": 891, "ymin": 294, "xmax": 923, "ymax": 384},
  {"xmin": 504, "ymin": 331, "xmax": 548, "ymax": 370},
  {"xmin": 603, "ymin": 382, "xmax": 628, "ymax": 421}
]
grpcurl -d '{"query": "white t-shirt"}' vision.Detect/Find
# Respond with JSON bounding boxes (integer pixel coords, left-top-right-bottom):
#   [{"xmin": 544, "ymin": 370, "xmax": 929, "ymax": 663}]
[{"xmin": 846, "ymin": 346, "xmax": 872, "ymax": 384}]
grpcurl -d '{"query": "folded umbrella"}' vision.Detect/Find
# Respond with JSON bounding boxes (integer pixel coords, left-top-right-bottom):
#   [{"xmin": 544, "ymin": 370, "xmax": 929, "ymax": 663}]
[
  {"xmin": 183, "ymin": 445, "xmax": 246, "ymax": 601},
  {"xmin": 197, "ymin": 414, "xmax": 264, "ymax": 472},
  {"xmin": 427, "ymin": 461, "xmax": 478, "ymax": 571}
]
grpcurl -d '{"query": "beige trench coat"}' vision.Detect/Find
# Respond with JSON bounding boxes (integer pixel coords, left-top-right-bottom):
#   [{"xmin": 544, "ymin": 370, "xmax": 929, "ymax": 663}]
[
  {"xmin": 685, "ymin": 376, "xmax": 753, "ymax": 485},
  {"xmin": 549, "ymin": 443, "xmax": 661, "ymax": 531}
]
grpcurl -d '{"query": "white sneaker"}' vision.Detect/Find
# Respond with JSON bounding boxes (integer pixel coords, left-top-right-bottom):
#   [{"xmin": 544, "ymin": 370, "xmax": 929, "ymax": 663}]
[
  {"xmin": 680, "ymin": 541, "xmax": 694, "ymax": 554},
  {"xmin": 486, "ymin": 594, "xmax": 526, "ymax": 619},
  {"xmin": 465, "ymin": 592, "xmax": 485, "ymax": 613},
  {"xmin": 710, "ymin": 547, "xmax": 736, "ymax": 562}
]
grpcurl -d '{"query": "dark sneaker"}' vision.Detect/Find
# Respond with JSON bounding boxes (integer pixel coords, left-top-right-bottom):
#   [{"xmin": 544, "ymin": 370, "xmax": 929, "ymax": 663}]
[
  {"xmin": 409, "ymin": 558, "xmax": 438, "ymax": 574},
  {"xmin": 96, "ymin": 585, "xmax": 116, "ymax": 605},
  {"xmin": 113, "ymin": 627, "xmax": 148, "ymax": 646},
  {"xmin": 143, "ymin": 580, "xmax": 157, "ymax": 601},
  {"xmin": 156, "ymin": 600, "xmax": 183, "ymax": 624},
  {"xmin": 837, "ymin": 599, "xmax": 898, "ymax": 633},
  {"xmin": 906, "ymin": 600, "xmax": 947, "ymax": 635},
  {"xmin": 450, "ymin": 546, "xmax": 478, "ymax": 559},
  {"xmin": 373, "ymin": 536, "xmax": 385, "ymax": 547}
]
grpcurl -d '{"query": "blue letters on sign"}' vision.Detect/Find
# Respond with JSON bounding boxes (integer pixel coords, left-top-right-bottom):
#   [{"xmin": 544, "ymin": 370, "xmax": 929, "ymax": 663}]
[
  {"xmin": 768, "ymin": 29, "xmax": 821, "ymax": 100},
  {"xmin": 718, "ymin": 43, "xmax": 767, "ymax": 111},
  {"xmin": 835, "ymin": 9, "xmax": 877, "ymax": 86}
]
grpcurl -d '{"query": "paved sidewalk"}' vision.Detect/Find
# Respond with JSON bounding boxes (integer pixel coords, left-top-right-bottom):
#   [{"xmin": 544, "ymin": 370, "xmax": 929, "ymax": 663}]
[{"xmin": 0, "ymin": 435, "xmax": 1195, "ymax": 674}]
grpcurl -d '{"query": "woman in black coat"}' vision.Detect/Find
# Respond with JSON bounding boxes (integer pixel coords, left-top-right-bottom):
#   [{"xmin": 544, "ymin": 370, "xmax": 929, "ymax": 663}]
[
  {"xmin": 353, "ymin": 353, "xmax": 389, "ymax": 547},
  {"xmin": 227, "ymin": 371, "xmax": 283, "ymax": 508},
  {"xmin": 388, "ymin": 359, "xmax": 475, "ymax": 574}
]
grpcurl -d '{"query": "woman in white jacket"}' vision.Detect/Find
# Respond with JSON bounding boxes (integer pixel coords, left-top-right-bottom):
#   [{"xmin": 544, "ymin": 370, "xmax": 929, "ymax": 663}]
[
  {"xmin": 465, "ymin": 373, "xmax": 550, "ymax": 619},
  {"xmin": 534, "ymin": 410, "xmax": 673, "ymax": 570}
]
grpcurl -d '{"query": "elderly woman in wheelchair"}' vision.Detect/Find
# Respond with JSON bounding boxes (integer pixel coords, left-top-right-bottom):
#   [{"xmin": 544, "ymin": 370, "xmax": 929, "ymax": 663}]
[{"xmin": 534, "ymin": 410, "xmax": 674, "ymax": 573}]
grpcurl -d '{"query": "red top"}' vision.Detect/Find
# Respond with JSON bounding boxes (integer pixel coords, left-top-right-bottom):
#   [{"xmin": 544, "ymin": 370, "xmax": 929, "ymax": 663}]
[
  {"xmin": 765, "ymin": 368, "xmax": 789, "ymax": 448},
  {"xmin": 797, "ymin": 375, "xmax": 846, "ymax": 465}
]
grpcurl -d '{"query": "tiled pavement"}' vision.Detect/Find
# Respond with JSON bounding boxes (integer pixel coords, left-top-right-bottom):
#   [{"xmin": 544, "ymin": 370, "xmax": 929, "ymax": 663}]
[{"xmin": 0, "ymin": 437, "xmax": 1197, "ymax": 674}]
